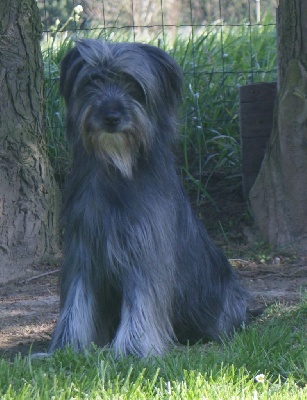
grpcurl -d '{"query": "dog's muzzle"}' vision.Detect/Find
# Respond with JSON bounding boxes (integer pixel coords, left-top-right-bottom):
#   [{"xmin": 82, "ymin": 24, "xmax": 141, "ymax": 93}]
[{"xmin": 103, "ymin": 110, "xmax": 122, "ymax": 129}]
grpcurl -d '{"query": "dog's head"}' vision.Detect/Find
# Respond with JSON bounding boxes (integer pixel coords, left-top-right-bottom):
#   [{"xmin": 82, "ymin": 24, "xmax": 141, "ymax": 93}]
[{"xmin": 60, "ymin": 39, "xmax": 182, "ymax": 178}]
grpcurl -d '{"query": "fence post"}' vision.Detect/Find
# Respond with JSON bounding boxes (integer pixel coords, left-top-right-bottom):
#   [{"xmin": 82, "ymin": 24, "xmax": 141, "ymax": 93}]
[
  {"xmin": 239, "ymin": 82, "xmax": 277, "ymax": 200},
  {"xmin": 255, "ymin": 0, "xmax": 261, "ymax": 23}
]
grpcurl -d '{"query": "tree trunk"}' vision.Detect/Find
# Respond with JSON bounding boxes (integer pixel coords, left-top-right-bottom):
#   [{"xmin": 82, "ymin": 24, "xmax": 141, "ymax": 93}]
[
  {"xmin": 0, "ymin": 0, "xmax": 60, "ymax": 283},
  {"xmin": 249, "ymin": 0, "xmax": 307, "ymax": 251}
]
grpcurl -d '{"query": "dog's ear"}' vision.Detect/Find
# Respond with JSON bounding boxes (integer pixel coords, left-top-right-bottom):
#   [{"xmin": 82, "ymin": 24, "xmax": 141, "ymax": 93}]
[
  {"xmin": 140, "ymin": 44, "xmax": 183, "ymax": 107},
  {"xmin": 60, "ymin": 46, "xmax": 83, "ymax": 103}
]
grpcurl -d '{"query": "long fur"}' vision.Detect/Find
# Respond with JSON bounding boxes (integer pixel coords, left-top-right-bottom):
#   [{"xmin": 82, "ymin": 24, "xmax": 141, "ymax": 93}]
[{"xmin": 49, "ymin": 39, "xmax": 247, "ymax": 357}]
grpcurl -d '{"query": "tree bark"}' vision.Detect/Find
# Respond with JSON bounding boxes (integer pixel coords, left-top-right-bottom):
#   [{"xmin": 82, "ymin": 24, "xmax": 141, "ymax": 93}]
[
  {"xmin": 0, "ymin": 0, "xmax": 60, "ymax": 283},
  {"xmin": 249, "ymin": 0, "xmax": 307, "ymax": 252}
]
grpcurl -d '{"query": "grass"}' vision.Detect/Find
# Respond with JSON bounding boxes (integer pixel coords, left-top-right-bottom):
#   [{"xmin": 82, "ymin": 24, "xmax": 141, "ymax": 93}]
[
  {"xmin": 0, "ymin": 301, "xmax": 306, "ymax": 398},
  {"xmin": 175, "ymin": 18, "xmax": 277, "ymax": 201},
  {"xmin": 42, "ymin": 16, "xmax": 277, "ymax": 194}
]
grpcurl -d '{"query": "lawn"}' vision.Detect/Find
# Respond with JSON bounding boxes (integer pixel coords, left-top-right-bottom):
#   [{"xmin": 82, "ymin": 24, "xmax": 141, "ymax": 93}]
[{"xmin": 1, "ymin": 302, "xmax": 306, "ymax": 398}]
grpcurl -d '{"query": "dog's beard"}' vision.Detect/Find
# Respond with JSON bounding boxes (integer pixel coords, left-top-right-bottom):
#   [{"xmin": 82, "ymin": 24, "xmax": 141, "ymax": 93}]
[
  {"xmin": 93, "ymin": 132, "xmax": 138, "ymax": 179},
  {"xmin": 80, "ymin": 103, "xmax": 152, "ymax": 179}
]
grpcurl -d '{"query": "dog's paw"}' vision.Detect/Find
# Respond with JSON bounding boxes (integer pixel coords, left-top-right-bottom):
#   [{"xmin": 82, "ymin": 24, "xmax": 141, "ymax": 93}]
[{"xmin": 29, "ymin": 352, "xmax": 52, "ymax": 360}]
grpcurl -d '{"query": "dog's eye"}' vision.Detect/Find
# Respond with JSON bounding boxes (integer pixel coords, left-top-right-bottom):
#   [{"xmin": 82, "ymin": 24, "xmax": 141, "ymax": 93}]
[
  {"xmin": 127, "ymin": 80, "xmax": 146, "ymax": 104},
  {"xmin": 115, "ymin": 72, "xmax": 145, "ymax": 103}
]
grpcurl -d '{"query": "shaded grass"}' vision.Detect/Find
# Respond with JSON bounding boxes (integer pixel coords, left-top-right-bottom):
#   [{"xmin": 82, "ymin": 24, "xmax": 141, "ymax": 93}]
[
  {"xmin": 42, "ymin": 19, "xmax": 277, "ymax": 194},
  {"xmin": 0, "ymin": 301, "xmax": 306, "ymax": 399}
]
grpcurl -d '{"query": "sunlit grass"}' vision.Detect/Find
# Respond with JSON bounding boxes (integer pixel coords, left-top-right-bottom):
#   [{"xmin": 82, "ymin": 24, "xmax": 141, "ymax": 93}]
[{"xmin": 1, "ymin": 301, "xmax": 306, "ymax": 399}]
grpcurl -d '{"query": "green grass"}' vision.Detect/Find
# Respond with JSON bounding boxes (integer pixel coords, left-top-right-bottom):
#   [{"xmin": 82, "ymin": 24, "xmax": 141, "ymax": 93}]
[
  {"xmin": 1, "ymin": 301, "xmax": 306, "ymax": 399},
  {"xmin": 175, "ymin": 19, "xmax": 277, "ymax": 200},
  {"xmin": 42, "ymin": 17, "xmax": 277, "ymax": 193}
]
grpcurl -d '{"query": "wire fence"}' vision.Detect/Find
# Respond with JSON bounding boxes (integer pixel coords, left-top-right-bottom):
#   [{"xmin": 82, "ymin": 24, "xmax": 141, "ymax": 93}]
[{"xmin": 38, "ymin": 0, "xmax": 278, "ymax": 197}]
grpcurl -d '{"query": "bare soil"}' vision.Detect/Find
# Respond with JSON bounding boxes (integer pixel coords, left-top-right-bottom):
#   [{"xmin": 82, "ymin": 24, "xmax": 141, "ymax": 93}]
[
  {"xmin": 1, "ymin": 259, "xmax": 307, "ymax": 360},
  {"xmin": 1, "ymin": 175, "xmax": 307, "ymax": 359}
]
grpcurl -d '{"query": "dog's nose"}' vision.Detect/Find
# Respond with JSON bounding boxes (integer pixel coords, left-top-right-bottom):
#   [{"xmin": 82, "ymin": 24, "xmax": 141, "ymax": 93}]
[{"xmin": 104, "ymin": 111, "xmax": 121, "ymax": 127}]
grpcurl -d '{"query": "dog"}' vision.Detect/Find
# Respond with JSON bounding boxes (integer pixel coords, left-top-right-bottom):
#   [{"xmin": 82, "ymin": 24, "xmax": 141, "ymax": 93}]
[{"xmin": 49, "ymin": 39, "xmax": 248, "ymax": 357}]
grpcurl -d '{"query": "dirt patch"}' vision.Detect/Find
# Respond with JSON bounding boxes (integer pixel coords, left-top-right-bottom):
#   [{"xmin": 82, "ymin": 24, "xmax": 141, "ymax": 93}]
[
  {"xmin": 1, "ymin": 176, "xmax": 307, "ymax": 359},
  {"xmin": 0, "ymin": 265, "xmax": 59, "ymax": 358},
  {"xmin": 0, "ymin": 259, "xmax": 306, "ymax": 359}
]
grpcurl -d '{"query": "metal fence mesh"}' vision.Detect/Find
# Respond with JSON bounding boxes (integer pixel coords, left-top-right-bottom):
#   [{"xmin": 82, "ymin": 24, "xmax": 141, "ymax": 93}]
[{"xmin": 38, "ymin": 0, "xmax": 277, "ymax": 193}]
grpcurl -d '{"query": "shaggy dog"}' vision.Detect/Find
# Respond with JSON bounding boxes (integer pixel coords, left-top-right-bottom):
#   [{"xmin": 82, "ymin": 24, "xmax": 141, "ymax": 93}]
[{"xmin": 49, "ymin": 39, "xmax": 247, "ymax": 357}]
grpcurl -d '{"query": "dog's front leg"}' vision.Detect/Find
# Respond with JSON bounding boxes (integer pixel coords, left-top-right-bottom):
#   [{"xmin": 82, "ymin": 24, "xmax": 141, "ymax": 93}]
[
  {"xmin": 49, "ymin": 275, "xmax": 97, "ymax": 353},
  {"xmin": 48, "ymin": 235, "xmax": 101, "ymax": 353},
  {"xmin": 112, "ymin": 272, "xmax": 174, "ymax": 358}
]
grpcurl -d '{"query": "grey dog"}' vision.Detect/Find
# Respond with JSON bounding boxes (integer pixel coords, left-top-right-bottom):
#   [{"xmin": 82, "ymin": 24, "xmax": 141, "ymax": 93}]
[{"xmin": 49, "ymin": 39, "xmax": 248, "ymax": 357}]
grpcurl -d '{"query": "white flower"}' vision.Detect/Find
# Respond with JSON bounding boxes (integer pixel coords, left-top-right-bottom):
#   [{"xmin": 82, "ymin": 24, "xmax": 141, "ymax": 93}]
[
  {"xmin": 254, "ymin": 373, "xmax": 265, "ymax": 383},
  {"xmin": 74, "ymin": 5, "xmax": 83, "ymax": 14}
]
